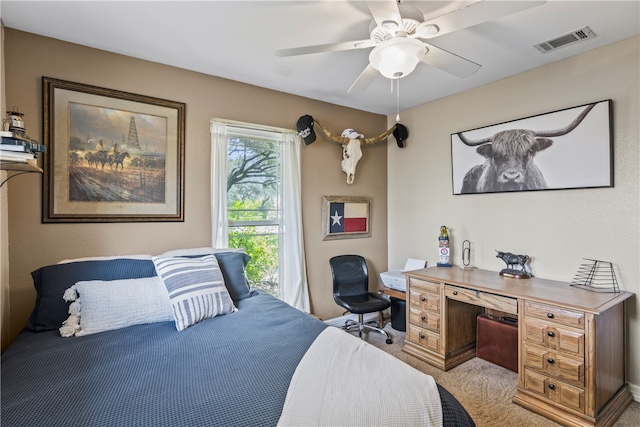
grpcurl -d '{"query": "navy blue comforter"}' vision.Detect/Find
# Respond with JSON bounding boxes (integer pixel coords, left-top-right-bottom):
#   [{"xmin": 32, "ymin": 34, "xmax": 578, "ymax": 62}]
[{"xmin": 2, "ymin": 291, "xmax": 473, "ymax": 426}]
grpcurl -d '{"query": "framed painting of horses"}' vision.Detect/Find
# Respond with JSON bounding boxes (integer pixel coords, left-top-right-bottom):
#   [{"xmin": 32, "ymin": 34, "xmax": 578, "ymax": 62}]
[
  {"xmin": 42, "ymin": 77, "xmax": 185, "ymax": 222},
  {"xmin": 450, "ymin": 99, "xmax": 613, "ymax": 195}
]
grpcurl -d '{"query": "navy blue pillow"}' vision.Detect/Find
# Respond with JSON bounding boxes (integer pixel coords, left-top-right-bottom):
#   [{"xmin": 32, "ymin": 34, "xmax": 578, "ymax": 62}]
[
  {"xmin": 27, "ymin": 259, "xmax": 157, "ymax": 332},
  {"xmin": 214, "ymin": 252, "xmax": 254, "ymax": 301}
]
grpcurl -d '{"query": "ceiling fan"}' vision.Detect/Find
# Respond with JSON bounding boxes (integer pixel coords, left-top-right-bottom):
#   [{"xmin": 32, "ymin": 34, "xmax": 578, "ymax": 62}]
[{"xmin": 275, "ymin": 0, "xmax": 546, "ymax": 93}]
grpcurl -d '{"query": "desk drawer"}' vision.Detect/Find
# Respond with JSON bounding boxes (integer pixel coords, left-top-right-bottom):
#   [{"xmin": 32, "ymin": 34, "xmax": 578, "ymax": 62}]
[
  {"xmin": 409, "ymin": 307, "xmax": 440, "ymax": 333},
  {"xmin": 445, "ymin": 285, "xmax": 518, "ymax": 315},
  {"xmin": 523, "ymin": 368, "xmax": 585, "ymax": 413},
  {"xmin": 408, "ymin": 324, "xmax": 441, "ymax": 353},
  {"xmin": 524, "ymin": 301, "xmax": 584, "ymax": 329},
  {"xmin": 524, "ymin": 319, "xmax": 585, "ymax": 357},
  {"xmin": 409, "ymin": 288, "xmax": 441, "ymax": 314},
  {"xmin": 410, "ymin": 278, "xmax": 440, "ymax": 295}
]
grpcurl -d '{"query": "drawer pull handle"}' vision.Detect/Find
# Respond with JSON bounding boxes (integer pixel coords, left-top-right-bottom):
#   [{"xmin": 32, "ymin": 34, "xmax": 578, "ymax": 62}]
[
  {"xmin": 547, "ymin": 358, "xmax": 555, "ymax": 364},
  {"xmin": 548, "ymin": 384, "xmax": 556, "ymax": 390},
  {"xmin": 421, "ymin": 316, "xmax": 426, "ymax": 321},
  {"xmin": 452, "ymin": 291, "xmax": 458, "ymax": 295},
  {"xmin": 420, "ymin": 334, "xmax": 425, "ymax": 339},
  {"xmin": 547, "ymin": 331, "xmax": 555, "ymax": 337},
  {"xmin": 547, "ymin": 313, "xmax": 554, "ymax": 319},
  {"xmin": 421, "ymin": 297, "xmax": 426, "ymax": 302}
]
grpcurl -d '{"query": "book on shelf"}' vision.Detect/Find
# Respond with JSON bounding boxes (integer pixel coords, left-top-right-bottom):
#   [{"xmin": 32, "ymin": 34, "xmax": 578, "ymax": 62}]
[
  {"xmin": 0, "ymin": 143, "xmax": 40, "ymax": 154},
  {"xmin": 1, "ymin": 135, "xmax": 46, "ymax": 153},
  {"xmin": 0, "ymin": 149, "xmax": 36, "ymax": 161},
  {"xmin": 0, "ymin": 130, "xmax": 38, "ymax": 142}
]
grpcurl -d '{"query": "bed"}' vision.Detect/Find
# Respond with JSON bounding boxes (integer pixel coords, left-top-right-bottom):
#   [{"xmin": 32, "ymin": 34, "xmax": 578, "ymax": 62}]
[{"xmin": 1, "ymin": 249, "xmax": 475, "ymax": 427}]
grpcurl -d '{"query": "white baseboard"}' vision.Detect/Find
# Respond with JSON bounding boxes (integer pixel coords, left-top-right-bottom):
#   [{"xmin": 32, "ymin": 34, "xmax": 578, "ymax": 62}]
[
  {"xmin": 628, "ymin": 382, "xmax": 640, "ymax": 402},
  {"xmin": 323, "ymin": 312, "xmax": 380, "ymax": 327}
]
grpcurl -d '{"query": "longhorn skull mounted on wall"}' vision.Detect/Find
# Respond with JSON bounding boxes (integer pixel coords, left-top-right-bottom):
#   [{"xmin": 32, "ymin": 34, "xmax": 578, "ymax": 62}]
[{"xmin": 296, "ymin": 114, "xmax": 407, "ymax": 185}]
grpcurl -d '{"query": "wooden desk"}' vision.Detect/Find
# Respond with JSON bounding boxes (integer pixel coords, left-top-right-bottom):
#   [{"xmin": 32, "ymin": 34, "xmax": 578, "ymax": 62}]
[
  {"xmin": 402, "ymin": 267, "xmax": 633, "ymax": 427},
  {"xmin": 379, "ymin": 285, "xmax": 406, "ymax": 301}
]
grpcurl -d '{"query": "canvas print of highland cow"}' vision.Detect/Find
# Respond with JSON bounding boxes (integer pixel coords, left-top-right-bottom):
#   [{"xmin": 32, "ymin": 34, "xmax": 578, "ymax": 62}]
[{"xmin": 451, "ymin": 100, "xmax": 612, "ymax": 195}]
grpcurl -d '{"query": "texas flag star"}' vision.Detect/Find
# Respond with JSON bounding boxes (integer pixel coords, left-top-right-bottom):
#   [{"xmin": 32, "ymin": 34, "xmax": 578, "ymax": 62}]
[
  {"xmin": 331, "ymin": 211, "xmax": 343, "ymax": 226},
  {"xmin": 329, "ymin": 202, "xmax": 368, "ymax": 234}
]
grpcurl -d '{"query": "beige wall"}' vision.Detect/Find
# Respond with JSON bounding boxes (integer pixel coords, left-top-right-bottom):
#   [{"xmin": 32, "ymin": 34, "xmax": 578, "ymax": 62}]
[
  {"xmin": 1, "ymin": 29, "xmax": 389, "ymax": 348},
  {"xmin": 1, "ymin": 22, "xmax": 10, "ymax": 350},
  {"xmin": 387, "ymin": 36, "xmax": 640, "ymax": 395}
]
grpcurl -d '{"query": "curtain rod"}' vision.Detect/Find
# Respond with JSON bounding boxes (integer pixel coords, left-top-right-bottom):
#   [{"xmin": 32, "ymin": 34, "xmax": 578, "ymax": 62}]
[{"xmin": 211, "ymin": 118, "xmax": 295, "ymax": 135}]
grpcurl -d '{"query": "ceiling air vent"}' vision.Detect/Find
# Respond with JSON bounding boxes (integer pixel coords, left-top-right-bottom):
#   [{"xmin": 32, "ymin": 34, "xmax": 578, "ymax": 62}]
[{"xmin": 534, "ymin": 26, "xmax": 596, "ymax": 53}]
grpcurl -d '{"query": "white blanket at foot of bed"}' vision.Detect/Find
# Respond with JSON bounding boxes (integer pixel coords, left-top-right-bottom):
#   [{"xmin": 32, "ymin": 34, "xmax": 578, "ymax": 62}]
[{"xmin": 278, "ymin": 326, "xmax": 443, "ymax": 427}]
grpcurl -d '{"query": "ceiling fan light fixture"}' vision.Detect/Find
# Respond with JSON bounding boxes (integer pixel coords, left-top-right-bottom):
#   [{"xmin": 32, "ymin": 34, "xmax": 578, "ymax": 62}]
[{"xmin": 369, "ymin": 37, "xmax": 426, "ymax": 79}]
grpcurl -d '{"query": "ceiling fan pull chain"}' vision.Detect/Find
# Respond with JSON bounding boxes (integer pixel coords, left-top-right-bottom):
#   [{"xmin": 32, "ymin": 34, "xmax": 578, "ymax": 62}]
[{"xmin": 396, "ymin": 79, "xmax": 401, "ymax": 121}]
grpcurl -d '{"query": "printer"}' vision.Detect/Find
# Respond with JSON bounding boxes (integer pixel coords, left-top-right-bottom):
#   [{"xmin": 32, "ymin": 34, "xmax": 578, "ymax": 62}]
[{"xmin": 379, "ymin": 258, "xmax": 427, "ymax": 292}]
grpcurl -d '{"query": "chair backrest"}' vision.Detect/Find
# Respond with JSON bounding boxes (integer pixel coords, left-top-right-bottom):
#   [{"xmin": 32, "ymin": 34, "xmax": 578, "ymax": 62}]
[{"xmin": 330, "ymin": 255, "xmax": 369, "ymax": 298}]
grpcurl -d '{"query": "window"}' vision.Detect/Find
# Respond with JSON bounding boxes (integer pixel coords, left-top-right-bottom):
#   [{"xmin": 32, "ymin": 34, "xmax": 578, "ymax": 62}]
[
  {"xmin": 227, "ymin": 134, "xmax": 281, "ymax": 297},
  {"xmin": 210, "ymin": 120, "xmax": 310, "ymax": 311}
]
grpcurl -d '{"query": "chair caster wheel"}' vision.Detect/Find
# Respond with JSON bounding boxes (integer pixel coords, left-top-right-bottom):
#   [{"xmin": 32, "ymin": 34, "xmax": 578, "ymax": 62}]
[{"xmin": 385, "ymin": 338, "xmax": 393, "ymax": 344}]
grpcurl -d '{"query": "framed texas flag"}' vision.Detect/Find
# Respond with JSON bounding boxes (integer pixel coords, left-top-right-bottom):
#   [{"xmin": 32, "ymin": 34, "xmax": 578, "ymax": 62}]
[{"xmin": 322, "ymin": 196, "xmax": 371, "ymax": 241}]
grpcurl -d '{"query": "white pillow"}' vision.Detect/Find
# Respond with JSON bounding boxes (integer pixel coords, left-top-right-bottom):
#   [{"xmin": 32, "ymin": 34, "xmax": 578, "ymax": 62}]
[
  {"xmin": 153, "ymin": 254, "xmax": 236, "ymax": 331},
  {"xmin": 160, "ymin": 247, "xmax": 243, "ymax": 257},
  {"xmin": 63, "ymin": 276, "xmax": 174, "ymax": 337}
]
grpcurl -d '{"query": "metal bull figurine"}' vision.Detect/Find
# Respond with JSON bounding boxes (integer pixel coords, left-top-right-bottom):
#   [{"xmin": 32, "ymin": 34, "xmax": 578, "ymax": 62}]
[{"xmin": 496, "ymin": 250, "xmax": 530, "ymax": 278}]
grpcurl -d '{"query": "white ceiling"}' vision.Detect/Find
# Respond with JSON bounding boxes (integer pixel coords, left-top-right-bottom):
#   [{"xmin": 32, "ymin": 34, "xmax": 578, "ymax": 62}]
[{"xmin": 1, "ymin": 1, "xmax": 639, "ymax": 116}]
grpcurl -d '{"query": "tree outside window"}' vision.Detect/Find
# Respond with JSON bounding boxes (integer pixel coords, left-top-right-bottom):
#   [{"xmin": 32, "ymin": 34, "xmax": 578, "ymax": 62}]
[{"xmin": 226, "ymin": 136, "xmax": 281, "ymax": 297}]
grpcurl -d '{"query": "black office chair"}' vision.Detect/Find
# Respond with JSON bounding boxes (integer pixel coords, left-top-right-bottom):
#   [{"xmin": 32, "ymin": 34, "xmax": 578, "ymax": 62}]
[{"xmin": 330, "ymin": 255, "xmax": 392, "ymax": 344}]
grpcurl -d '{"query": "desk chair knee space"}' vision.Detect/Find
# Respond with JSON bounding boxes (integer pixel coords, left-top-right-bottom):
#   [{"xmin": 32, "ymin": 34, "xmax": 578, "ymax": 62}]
[{"xmin": 330, "ymin": 255, "xmax": 392, "ymax": 344}]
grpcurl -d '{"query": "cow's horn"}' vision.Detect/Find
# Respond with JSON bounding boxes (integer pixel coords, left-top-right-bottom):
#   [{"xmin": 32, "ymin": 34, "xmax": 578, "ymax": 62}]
[
  {"xmin": 534, "ymin": 103, "xmax": 596, "ymax": 137},
  {"xmin": 313, "ymin": 119, "xmax": 350, "ymax": 145},
  {"xmin": 457, "ymin": 132, "xmax": 492, "ymax": 146}
]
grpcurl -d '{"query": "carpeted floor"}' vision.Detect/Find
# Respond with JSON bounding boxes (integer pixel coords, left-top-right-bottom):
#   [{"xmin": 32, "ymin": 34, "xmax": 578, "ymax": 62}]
[{"xmin": 354, "ymin": 323, "xmax": 640, "ymax": 427}]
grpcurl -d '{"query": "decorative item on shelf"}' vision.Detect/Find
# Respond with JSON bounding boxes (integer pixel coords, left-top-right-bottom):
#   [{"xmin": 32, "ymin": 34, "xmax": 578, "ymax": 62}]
[
  {"xmin": 496, "ymin": 250, "xmax": 530, "ymax": 278},
  {"xmin": 0, "ymin": 107, "xmax": 44, "ymax": 181},
  {"xmin": 571, "ymin": 258, "xmax": 620, "ymax": 293},
  {"xmin": 3, "ymin": 107, "xmax": 27, "ymax": 135},
  {"xmin": 437, "ymin": 226, "xmax": 452, "ymax": 267},
  {"xmin": 1, "ymin": 106, "xmax": 43, "ymax": 161},
  {"xmin": 460, "ymin": 240, "xmax": 475, "ymax": 270}
]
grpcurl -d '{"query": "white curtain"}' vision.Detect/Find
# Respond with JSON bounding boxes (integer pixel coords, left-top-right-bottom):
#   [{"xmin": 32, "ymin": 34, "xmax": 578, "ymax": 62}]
[
  {"xmin": 210, "ymin": 121, "xmax": 310, "ymax": 312},
  {"xmin": 279, "ymin": 132, "xmax": 310, "ymax": 312},
  {"xmin": 210, "ymin": 121, "xmax": 228, "ymax": 248}
]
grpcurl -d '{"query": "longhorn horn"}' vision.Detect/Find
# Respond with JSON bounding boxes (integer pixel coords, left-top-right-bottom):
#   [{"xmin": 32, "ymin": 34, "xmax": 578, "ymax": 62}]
[
  {"xmin": 534, "ymin": 103, "xmax": 596, "ymax": 137},
  {"xmin": 457, "ymin": 102, "xmax": 598, "ymax": 146},
  {"xmin": 457, "ymin": 132, "xmax": 492, "ymax": 146},
  {"xmin": 362, "ymin": 125, "xmax": 396, "ymax": 145},
  {"xmin": 313, "ymin": 119, "xmax": 350, "ymax": 146},
  {"xmin": 313, "ymin": 120, "xmax": 398, "ymax": 146}
]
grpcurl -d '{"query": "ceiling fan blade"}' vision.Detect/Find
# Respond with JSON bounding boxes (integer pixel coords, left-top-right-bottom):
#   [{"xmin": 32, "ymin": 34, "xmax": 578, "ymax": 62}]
[
  {"xmin": 421, "ymin": 44, "xmax": 481, "ymax": 78},
  {"xmin": 418, "ymin": 0, "xmax": 546, "ymax": 39},
  {"xmin": 366, "ymin": 0, "xmax": 402, "ymax": 28},
  {"xmin": 274, "ymin": 40, "xmax": 377, "ymax": 57},
  {"xmin": 348, "ymin": 64, "xmax": 379, "ymax": 93}
]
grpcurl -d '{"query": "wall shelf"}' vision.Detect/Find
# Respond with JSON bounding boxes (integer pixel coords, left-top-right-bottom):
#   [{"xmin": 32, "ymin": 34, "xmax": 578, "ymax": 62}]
[
  {"xmin": 1, "ymin": 158, "xmax": 43, "ymax": 173},
  {"xmin": 0, "ymin": 159, "xmax": 43, "ymax": 187}
]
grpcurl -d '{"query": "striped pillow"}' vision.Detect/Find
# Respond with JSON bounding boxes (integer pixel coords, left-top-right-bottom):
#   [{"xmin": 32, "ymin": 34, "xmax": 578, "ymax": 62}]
[{"xmin": 152, "ymin": 254, "xmax": 236, "ymax": 331}]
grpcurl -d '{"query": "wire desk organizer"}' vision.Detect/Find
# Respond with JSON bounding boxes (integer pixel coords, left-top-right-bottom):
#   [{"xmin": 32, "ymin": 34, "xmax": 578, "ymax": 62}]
[{"xmin": 571, "ymin": 258, "xmax": 620, "ymax": 293}]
